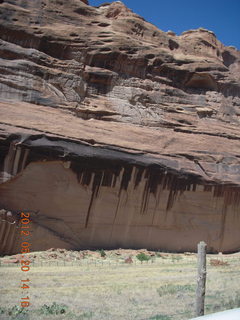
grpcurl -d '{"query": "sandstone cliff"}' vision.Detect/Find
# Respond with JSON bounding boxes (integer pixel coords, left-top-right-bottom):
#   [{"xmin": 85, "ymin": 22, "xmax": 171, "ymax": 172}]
[{"xmin": 0, "ymin": 0, "xmax": 240, "ymax": 254}]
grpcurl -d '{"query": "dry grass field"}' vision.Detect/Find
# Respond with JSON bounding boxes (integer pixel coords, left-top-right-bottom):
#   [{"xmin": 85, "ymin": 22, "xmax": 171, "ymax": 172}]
[{"xmin": 0, "ymin": 249, "xmax": 239, "ymax": 320}]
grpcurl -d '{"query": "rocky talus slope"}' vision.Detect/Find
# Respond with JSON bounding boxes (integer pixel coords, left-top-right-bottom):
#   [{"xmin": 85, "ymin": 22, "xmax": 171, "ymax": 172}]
[{"xmin": 0, "ymin": 0, "xmax": 240, "ymax": 254}]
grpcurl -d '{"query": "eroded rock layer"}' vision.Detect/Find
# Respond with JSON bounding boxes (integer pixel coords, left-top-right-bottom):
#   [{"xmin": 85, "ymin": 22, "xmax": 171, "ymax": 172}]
[
  {"xmin": 0, "ymin": 133, "xmax": 239, "ymax": 254},
  {"xmin": 0, "ymin": 0, "xmax": 240, "ymax": 253}
]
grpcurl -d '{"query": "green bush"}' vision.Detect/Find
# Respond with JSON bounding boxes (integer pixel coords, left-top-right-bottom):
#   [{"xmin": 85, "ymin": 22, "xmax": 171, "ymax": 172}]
[
  {"xmin": 1, "ymin": 306, "xmax": 29, "ymax": 320},
  {"xmin": 0, "ymin": 307, "xmax": 5, "ymax": 314},
  {"xmin": 40, "ymin": 302, "xmax": 68, "ymax": 315},
  {"xmin": 99, "ymin": 249, "xmax": 106, "ymax": 258},
  {"xmin": 7, "ymin": 306, "xmax": 28, "ymax": 317},
  {"xmin": 136, "ymin": 252, "xmax": 151, "ymax": 262}
]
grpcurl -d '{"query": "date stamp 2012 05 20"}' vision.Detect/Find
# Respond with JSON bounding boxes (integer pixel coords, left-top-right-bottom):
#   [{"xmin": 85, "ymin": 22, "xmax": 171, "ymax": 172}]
[{"xmin": 19, "ymin": 212, "xmax": 31, "ymax": 308}]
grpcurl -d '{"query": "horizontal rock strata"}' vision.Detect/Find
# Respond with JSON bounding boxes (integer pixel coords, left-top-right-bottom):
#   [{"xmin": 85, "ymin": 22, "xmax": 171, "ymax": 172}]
[{"xmin": 0, "ymin": 0, "xmax": 239, "ymax": 253}]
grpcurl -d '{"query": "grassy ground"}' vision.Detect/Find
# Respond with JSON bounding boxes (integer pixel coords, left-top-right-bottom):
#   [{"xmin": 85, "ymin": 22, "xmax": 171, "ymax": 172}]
[{"xmin": 0, "ymin": 250, "xmax": 239, "ymax": 320}]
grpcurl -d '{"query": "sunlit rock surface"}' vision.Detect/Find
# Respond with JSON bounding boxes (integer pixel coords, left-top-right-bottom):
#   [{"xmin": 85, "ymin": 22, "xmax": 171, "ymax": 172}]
[{"xmin": 0, "ymin": 0, "xmax": 240, "ymax": 254}]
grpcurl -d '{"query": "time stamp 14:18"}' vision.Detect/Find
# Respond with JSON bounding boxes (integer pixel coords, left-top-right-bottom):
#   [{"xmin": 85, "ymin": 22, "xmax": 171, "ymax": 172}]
[{"xmin": 20, "ymin": 212, "xmax": 31, "ymax": 308}]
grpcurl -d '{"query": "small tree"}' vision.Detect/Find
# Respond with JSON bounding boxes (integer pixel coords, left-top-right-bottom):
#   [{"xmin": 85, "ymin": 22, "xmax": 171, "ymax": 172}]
[
  {"xmin": 136, "ymin": 252, "xmax": 150, "ymax": 263},
  {"xmin": 99, "ymin": 249, "xmax": 106, "ymax": 258}
]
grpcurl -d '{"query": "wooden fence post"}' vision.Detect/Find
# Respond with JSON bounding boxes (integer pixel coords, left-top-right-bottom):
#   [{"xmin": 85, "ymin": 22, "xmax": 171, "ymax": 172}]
[{"xmin": 196, "ymin": 241, "xmax": 207, "ymax": 317}]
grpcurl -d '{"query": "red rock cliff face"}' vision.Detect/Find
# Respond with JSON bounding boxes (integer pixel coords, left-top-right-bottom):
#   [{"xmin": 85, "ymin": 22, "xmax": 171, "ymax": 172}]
[{"xmin": 0, "ymin": 0, "xmax": 240, "ymax": 254}]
